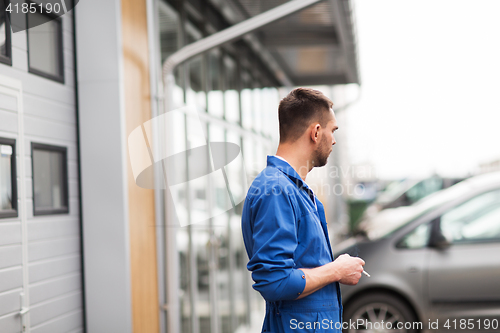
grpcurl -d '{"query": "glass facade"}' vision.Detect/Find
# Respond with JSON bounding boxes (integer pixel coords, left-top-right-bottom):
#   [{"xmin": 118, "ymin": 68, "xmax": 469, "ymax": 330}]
[{"xmin": 158, "ymin": 1, "xmax": 281, "ymax": 332}]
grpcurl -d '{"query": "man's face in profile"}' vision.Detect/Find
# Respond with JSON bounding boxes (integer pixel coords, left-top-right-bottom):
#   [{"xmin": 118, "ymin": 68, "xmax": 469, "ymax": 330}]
[{"xmin": 313, "ymin": 109, "xmax": 337, "ymax": 167}]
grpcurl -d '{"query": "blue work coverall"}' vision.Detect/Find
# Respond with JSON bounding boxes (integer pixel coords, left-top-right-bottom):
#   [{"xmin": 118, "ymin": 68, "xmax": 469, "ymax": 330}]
[{"xmin": 241, "ymin": 155, "xmax": 342, "ymax": 333}]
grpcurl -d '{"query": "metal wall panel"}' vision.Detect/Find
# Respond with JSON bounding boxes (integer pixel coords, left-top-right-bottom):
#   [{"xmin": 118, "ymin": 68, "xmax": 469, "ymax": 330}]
[
  {"xmin": 0, "ymin": 245, "xmax": 22, "ymax": 270},
  {"xmin": 24, "ymin": 118, "xmax": 77, "ymax": 142},
  {"xmin": 29, "ymin": 292, "xmax": 82, "ymax": 327},
  {"xmin": 22, "ymin": 95, "xmax": 76, "ymax": 126},
  {"xmin": 0, "ymin": 267, "xmax": 23, "ymax": 293},
  {"xmin": 28, "ymin": 256, "xmax": 81, "ymax": 284},
  {"xmin": 0, "ymin": 223, "xmax": 22, "ymax": 246},
  {"xmin": 0, "ymin": 313, "xmax": 21, "ymax": 333},
  {"xmin": 27, "ymin": 219, "xmax": 80, "ymax": 242},
  {"xmin": 29, "ymin": 274, "xmax": 81, "ymax": 305},
  {"xmin": 0, "ymin": 290, "xmax": 22, "ymax": 317},
  {"xmin": 28, "ymin": 238, "xmax": 80, "ymax": 262},
  {"xmin": 0, "ymin": 109, "xmax": 18, "ymax": 133},
  {"xmin": 30, "ymin": 310, "xmax": 82, "ymax": 333},
  {"xmin": 0, "ymin": 6, "xmax": 83, "ymax": 331},
  {"xmin": 0, "ymin": 92, "xmax": 18, "ymax": 110}
]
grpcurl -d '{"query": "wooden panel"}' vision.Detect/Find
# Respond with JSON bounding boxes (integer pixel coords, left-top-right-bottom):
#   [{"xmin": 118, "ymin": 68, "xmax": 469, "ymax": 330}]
[{"xmin": 121, "ymin": 0, "xmax": 160, "ymax": 331}]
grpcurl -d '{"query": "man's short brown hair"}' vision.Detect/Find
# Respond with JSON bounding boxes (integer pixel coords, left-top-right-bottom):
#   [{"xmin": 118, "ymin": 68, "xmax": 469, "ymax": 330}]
[{"xmin": 278, "ymin": 87, "xmax": 333, "ymax": 143}]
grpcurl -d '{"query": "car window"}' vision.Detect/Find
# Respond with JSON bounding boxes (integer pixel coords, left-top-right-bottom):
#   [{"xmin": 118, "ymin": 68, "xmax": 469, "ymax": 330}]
[
  {"xmin": 364, "ymin": 181, "xmax": 495, "ymax": 241},
  {"xmin": 440, "ymin": 189, "xmax": 500, "ymax": 244},
  {"xmin": 406, "ymin": 177, "xmax": 443, "ymax": 204},
  {"xmin": 397, "ymin": 223, "xmax": 431, "ymax": 249},
  {"xmin": 365, "ymin": 184, "xmax": 471, "ymax": 241}
]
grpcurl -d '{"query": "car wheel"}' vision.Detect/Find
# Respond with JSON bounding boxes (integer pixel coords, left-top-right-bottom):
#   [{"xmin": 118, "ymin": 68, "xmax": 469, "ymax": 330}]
[{"xmin": 343, "ymin": 292, "xmax": 419, "ymax": 333}]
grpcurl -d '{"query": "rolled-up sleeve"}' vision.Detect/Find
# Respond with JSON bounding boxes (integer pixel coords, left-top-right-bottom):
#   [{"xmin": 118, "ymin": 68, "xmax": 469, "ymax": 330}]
[{"xmin": 247, "ymin": 183, "xmax": 306, "ymax": 302}]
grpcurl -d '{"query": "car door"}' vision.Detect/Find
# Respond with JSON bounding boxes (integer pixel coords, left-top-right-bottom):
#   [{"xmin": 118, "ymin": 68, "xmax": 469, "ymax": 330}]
[{"xmin": 427, "ymin": 188, "xmax": 500, "ymax": 319}]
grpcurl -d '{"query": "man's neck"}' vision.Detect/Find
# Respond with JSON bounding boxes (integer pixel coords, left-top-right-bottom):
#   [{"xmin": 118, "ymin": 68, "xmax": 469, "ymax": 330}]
[{"xmin": 275, "ymin": 144, "xmax": 312, "ymax": 181}]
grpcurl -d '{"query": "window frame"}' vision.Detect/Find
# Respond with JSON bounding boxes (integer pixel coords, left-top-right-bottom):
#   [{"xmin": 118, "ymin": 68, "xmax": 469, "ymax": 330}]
[
  {"xmin": 436, "ymin": 188, "xmax": 500, "ymax": 245},
  {"xmin": 0, "ymin": 0, "xmax": 12, "ymax": 66},
  {"xmin": 26, "ymin": 4, "xmax": 64, "ymax": 83},
  {"xmin": 0, "ymin": 137, "xmax": 17, "ymax": 218},
  {"xmin": 31, "ymin": 142, "xmax": 69, "ymax": 216},
  {"xmin": 395, "ymin": 221, "xmax": 432, "ymax": 250}
]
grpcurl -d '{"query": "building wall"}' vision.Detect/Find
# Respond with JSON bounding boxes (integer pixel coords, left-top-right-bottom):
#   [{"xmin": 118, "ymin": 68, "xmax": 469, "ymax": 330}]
[
  {"xmin": 0, "ymin": 11, "xmax": 83, "ymax": 333},
  {"xmin": 76, "ymin": 0, "xmax": 133, "ymax": 331},
  {"xmin": 121, "ymin": 0, "xmax": 160, "ymax": 331}
]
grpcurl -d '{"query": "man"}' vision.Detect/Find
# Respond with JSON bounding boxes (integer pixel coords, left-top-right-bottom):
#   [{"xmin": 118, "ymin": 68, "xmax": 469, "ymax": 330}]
[{"xmin": 241, "ymin": 87, "xmax": 365, "ymax": 332}]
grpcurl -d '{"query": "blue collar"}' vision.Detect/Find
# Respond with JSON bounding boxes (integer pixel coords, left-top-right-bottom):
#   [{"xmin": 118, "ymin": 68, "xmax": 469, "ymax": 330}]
[{"xmin": 267, "ymin": 155, "xmax": 313, "ymax": 193}]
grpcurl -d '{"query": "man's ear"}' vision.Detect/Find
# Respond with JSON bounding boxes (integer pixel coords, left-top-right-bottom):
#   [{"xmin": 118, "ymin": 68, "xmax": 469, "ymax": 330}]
[{"xmin": 309, "ymin": 123, "xmax": 321, "ymax": 143}]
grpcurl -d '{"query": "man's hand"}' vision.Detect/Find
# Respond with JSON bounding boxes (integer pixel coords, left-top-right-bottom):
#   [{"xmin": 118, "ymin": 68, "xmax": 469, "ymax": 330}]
[
  {"xmin": 296, "ymin": 254, "xmax": 365, "ymax": 299},
  {"xmin": 331, "ymin": 254, "xmax": 365, "ymax": 285}
]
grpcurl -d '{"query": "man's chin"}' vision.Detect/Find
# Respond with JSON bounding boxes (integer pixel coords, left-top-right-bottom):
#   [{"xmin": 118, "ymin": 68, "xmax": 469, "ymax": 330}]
[{"xmin": 315, "ymin": 158, "xmax": 328, "ymax": 167}]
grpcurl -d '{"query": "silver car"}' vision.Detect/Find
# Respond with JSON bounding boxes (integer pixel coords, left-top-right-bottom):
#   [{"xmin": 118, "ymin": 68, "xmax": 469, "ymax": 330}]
[{"xmin": 336, "ymin": 172, "xmax": 500, "ymax": 333}]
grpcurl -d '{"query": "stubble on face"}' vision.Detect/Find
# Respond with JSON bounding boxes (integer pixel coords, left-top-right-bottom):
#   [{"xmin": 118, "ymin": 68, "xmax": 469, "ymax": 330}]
[{"xmin": 312, "ymin": 133, "xmax": 331, "ymax": 167}]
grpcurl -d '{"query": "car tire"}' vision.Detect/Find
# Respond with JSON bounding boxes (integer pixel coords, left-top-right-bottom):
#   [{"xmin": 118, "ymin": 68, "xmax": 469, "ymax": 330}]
[{"xmin": 343, "ymin": 292, "xmax": 419, "ymax": 333}]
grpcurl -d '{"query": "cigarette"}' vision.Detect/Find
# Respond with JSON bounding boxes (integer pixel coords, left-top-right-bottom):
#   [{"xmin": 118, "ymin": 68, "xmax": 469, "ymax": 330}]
[{"xmin": 362, "ymin": 270, "xmax": 370, "ymax": 277}]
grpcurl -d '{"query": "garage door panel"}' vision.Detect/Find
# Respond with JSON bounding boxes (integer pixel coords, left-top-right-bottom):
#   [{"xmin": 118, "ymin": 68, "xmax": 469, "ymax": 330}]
[
  {"xmin": 0, "ymin": 223, "xmax": 22, "ymax": 246},
  {"xmin": 30, "ymin": 292, "xmax": 82, "ymax": 327},
  {"xmin": 0, "ymin": 92, "xmax": 18, "ymax": 112},
  {"xmin": 0, "ymin": 109, "xmax": 18, "ymax": 134},
  {"xmin": 0, "ymin": 312, "xmax": 21, "ymax": 333},
  {"xmin": 0, "ymin": 245, "xmax": 22, "ymax": 269},
  {"xmin": 29, "ymin": 256, "xmax": 81, "ymax": 284},
  {"xmin": 31, "ymin": 310, "xmax": 82, "ymax": 333},
  {"xmin": 0, "ymin": 289, "xmax": 22, "ymax": 317},
  {"xmin": 23, "ymin": 94, "xmax": 76, "ymax": 125},
  {"xmin": 0, "ymin": 267, "xmax": 23, "ymax": 293},
  {"xmin": 27, "ymin": 219, "xmax": 79, "ymax": 242},
  {"xmin": 28, "ymin": 237, "xmax": 80, "ymax": 262},
  {"xmin": 30, "ymin": 274, "xmax": 81, "ymax": 305}
]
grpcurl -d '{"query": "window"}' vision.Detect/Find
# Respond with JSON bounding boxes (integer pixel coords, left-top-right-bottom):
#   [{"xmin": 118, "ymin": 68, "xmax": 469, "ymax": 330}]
[
  {"xmin": 406, "ymin": 177, "xmax": 443, "ymax": 204},
  {"xmin": 32, "ymin": 143, "xmax": 68, "ymax": 215},
  {"xmin": 397, "ymin": 223, "xmax": 431, "ymax": 249},
  {"xmin": 26, "ymin": 7, "xmax": 64, "ymax": 82},
  {"xmin": 0, "ymin": 0, "xmax": 12, "ymax": 65},
  {"xmin": 440, "ymin": 189, "xmax": 500, "ymax": 244},
  {"xmin": 0, "ymin": 138, "xmax": 17, "ymax": 218}
]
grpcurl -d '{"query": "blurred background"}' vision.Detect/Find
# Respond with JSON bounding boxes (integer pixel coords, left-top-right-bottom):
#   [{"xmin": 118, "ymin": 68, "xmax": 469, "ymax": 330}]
[
  {"xmin": 0, "ymin": 0, "xmax": 499, "ymax": 332},
  {"xmin": 336, "ymin": 0, "xmax": 500, "ymax": 238}
]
